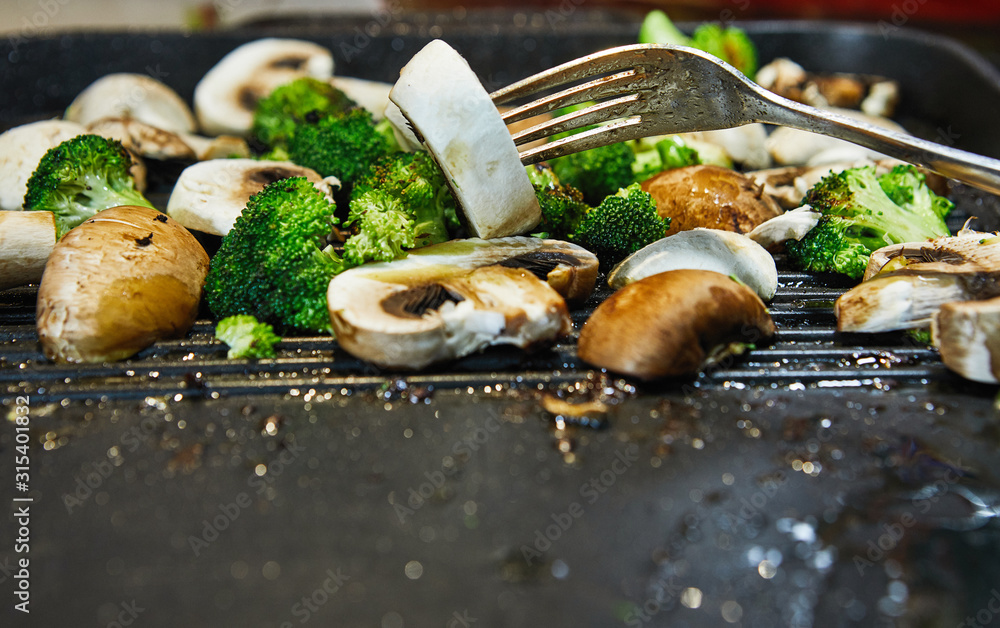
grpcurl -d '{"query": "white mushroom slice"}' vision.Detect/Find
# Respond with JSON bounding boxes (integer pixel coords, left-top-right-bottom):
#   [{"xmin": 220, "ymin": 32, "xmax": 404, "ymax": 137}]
[
  {"xmin": 327, "ymin": 237, "xmax": 598, "ymax": 369},
  {"xmin": 766, "ymin": 108, "xmax": 906, "ymax": 166},
  {"xmin": 382, "ymin": 101, "xmax": 422, "ymax": 152},
  {"xmin": 65, "ymin": 73, "xmax": 197, "ymax": 135},
  {"xmin": 389, "ymin": 39, "xmax": 540, "ymax": 238},
  {"xmin": 166, "ymin": 159, "xmax": 331, "ymax": 236},
  {"xmin": 836, "ymin": 231, "xmax": 1000, "ymax": 332},
  {"xmin": 747, "ymin": 205, "xmax": 822, "ymax": 249},
  {"xmin": 678, "ymin": 124, "xmax": 771, "ymax": 170},
  {"xmin": 607, "ymin": 228, "xmax": 778, "ymax": 301},
  {"xmin": 87, "ymin": 117, "xmax": 250, "ymax": 161},
  {"xmin": 932, "ymin": 297, "xmax": 1000, "ymax": 384},
  {"xmin": 330, "ymin": 76, "xmax": 392, "ymax": 120},
  {"xmin": 0, "ymin": 119, "xmax": 88, "ymax": 211},
  {"xmin": 194, "ymin": 38, "xmax": 334, "ymax": 136},
  {"xmin": 0, "ymin": 211, "xmax": 57, "ymax": 290}
]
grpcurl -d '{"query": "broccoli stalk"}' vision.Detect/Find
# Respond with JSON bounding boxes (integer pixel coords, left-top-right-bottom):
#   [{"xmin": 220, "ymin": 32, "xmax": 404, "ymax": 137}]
[
  {"xmin": 638, "ymin": 10, "xmax": 758, "ymax": 80},
  {"xmin": 252, "ymin": 77, "xmax": 356, "ymax": 156},
  {"xmin": 571, "ymin": 183, "xmax": 670, "ymax": 266},
  {"xmin": 215, "ymin": 315, "xmax": 281, "ymax": 359},
  {"xmin": 204, "ymin": 177, "xmax": 345, "ymax": 334},
  {"xmin": 786, "ymin": 165, "xmax": 953, "ymax": 279},
  {"xmin": 23, "ymin": 134, "xmax": 154, "ymax": 238}
]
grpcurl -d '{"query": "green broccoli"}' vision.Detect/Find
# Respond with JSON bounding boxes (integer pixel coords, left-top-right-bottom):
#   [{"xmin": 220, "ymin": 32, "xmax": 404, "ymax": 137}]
[
  {"xmin": 23, "ymin": 134, "xmax": 154, "ymax": 237},
  {"xmin": 571, "ymin": 183, "xmax": 670, "ymax": 266},
  {"xmin": 215, "ymin": 315, "xmax": 281, "ymax": 359},
  {"xmin": 786, "ymin": 165, "xmax": 953, "ymax": 280},
  {"xmin": 551, "ymin": 141, "xmax": 638, "ymax": 206},
  {"xmin": 286, "ymin": 108, "xmax": 393, "ymax": 191},
  {"xmin": 342, "ymin": 190, "xmax": 416, "ymax": 266},
  {"xmin": 352, "ymin": 151, "xmax": 456, "ymax": 247},
  {"xmin": 530, "ymin": 167, "xmax": 591, "ymax": 239},
  {"xmin": 251, "ymin": 77, "xmax": 356, "ymax": 153},
  {"xmin": 204, "ymin": 177, "xmax": 346, "ymax": 334},
  {"xmin": 638, "ymin": 10, "xmax": 758, "ymax": 80},
  {"xmin": 630, "ymin": 135, "xmax": 702, "ymax": 182}
]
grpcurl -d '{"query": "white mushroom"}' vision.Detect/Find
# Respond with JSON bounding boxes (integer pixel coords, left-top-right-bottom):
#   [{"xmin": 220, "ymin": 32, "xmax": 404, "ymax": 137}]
[
  {"xmin": 765, "ymin": 108, "xmax": 907, "ymax": 167},
  {"xmin": 607, "ymin": 228, "xmax": 778, "ymax": 301},
  {"xmin": 86, "ymin": 117, "xmax": 250, "ymax": 161},
  {"xmin": 0, "ymin": 119, "xmax": 88, "ymax": 211},
  {"xmin": 64, "ymin": 73, "xmax": 197, "ymax": 135},
  {"xmin": 0, "ymin": 211, "xmax": 57, "ymax": 289},
  {"xmin": 678, "ymin": 124, "xmax": 771, "ymax": 170},
  {"xmin": 747, "ymin": 205, "xmax": 822, "ymax": 249},
  {"xmin": 327, "ymin": 237, "xmax": 598, "ymax": 369},
  {"xmin": 932, "ymin": 296, "xmax": 1000, "ymax": 384},
  {"xmin": 330, "ymin": 76, "xmax": 392, "ymax": 120},
  {"xmin": 389, "ymin": 39, "xmax": 540, "ymax": 239},
  {"xmin": 194, "ymin": 38, "xmax": 334, "ymax": 136},
  {"xmin": 166, "ymin": 159, "xmax": 334, "ymax": 236}
]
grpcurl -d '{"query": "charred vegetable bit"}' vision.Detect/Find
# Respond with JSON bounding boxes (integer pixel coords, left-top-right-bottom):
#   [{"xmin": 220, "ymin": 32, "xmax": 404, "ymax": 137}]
[
  {"xmin": 786, "ymin": 165, "xmax": 953, "ymax": 280},
  {"xmin": 572, "ymin": 183, "xmax": 670, "ymax": 267},
  {"xmin": 639, "ymin": 9, "xmax": 759, "ymax": 80},
  {"xmin": 23, "ymin": 134, "xmax": 154, "ymax": 237},
  {"xmin": 215, "ymin": 314, "xmax": 281, "ymax": 359},
  {"xmin": 286, "ymin": 108, "xmax": 392, "ymax": 192},
  {"xmin": 204, "ymin": 177, "xmax": 345, "ymax": 334},
  {"xmin": 251, "ymin": 77, "xmax": 357, "ymax": 157}
]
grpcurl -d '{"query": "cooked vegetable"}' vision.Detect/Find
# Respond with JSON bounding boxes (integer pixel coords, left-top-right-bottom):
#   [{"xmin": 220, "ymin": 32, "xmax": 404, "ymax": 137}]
[
  {"xmin": 571, "ymin": 183, "xmax": 669, "ymax": 267},
  {"xmin": 526, "ymin": 165, "xmax": 591, "ymax": 239},
  {"xmin": 330, "ymin": 76, "xmax": 393, "ymax": 120},
  {"xmin": 577, "ymin": 269, "xmax": 774, "ymax": 380},
  {"xmin": 551, "ymin": 140, "xmax": 637, "ymax": 206},
  {"xmin": 36, "ymin": 205, "xmax": 208, "ymax": 363},
  {"xmin": 786, "ymin": 165, "xmax": 953, "ymax": 280},
  {"xmin": 638, "ymin": 10, "xmax": 758, "ymax": 79},
  {"xmin": 933, "ymin": 296, "xmax": 1000, "ymax": 384},
  {"xmin": 286, "ymin": 108, "xmax": 392, "ymax": 191},
  {"xmin": 642, "ymin": 165, "xmax": 782, "ymax": 235},
  {"xmin": 327, "ymin": 238, "xmax": 597, "ymax": 369},
  {"xmin": 65, "ymin": 73, "xmax": 196, "ymax": 134},
  {"xmin": 194, "ymin": 38, "xmax": 335, "ymax": 136},
  {"xmin": 166, "ymin": 159, "xmax": 333, "ymax": 236},
  {"xmin": 86, "ymin": 117, "xmax": 250, "ymax": 162},
  {"xmin": 0, "ymin": 211, "xmax": 57, "ymax": 290},
  {"xmin": 203, "ymin": 176, "xmax": 345, "ymax": 334},
  {"xmin": 23, "ymin": 134, "xmax": 155, "ymax": 238},
  {"xmin": 389, "ymin": 39, "xmax": 540, "ymax": 239},
  {"xmin": 607, "ymin": 228, "xmax": 778, "ymax": 301},
  {"xmin": 251, "ymin": 76, "xmax": 356, "ymax": 154},
  {"xmin": 0, "ymin": 119, "xmax": 88, "ymax": 211},
  {"xmin": 215, "ymin": 315, "xmax": 281, "ymax": 359}
]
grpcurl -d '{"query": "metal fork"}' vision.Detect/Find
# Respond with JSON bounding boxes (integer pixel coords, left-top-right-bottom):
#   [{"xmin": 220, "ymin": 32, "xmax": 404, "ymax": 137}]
[{"xmin": 490, "ymin": 44, "xmax": 1000, "ymax": 195}]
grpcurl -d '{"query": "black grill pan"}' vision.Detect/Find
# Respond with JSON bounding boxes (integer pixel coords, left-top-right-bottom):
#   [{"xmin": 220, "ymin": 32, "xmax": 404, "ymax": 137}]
[{"xmin": 3, "ymin": 12, "xmax": 1000, "ymax": 628}]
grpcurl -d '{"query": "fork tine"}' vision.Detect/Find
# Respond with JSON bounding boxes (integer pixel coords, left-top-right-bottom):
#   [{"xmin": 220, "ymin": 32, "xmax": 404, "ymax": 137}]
[
  {"xmin": 489, "ymin": 44, "xmax": 648, "ymax": 106},
  {"xmin": 510, "ymin": 93, "xmax": 644, "ymax": 147},
  {"xmin": 519, "ymin": 117, "xmax": 658, "ymax": 165},
  {"xmin": 500, "ymin": 69, "xmax": 646, "ymax": 125}
]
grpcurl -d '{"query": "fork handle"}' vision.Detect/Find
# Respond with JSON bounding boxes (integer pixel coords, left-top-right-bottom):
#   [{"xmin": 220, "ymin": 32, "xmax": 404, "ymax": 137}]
[{"xmin": 758, "ymin": 95, "xmax": 1000, "ymax": 196}]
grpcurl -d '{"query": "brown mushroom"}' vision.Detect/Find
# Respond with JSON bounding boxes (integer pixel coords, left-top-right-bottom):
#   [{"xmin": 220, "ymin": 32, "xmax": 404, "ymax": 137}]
[
  {"xmin": 577, "ymin": 269, "xmax": 775, "ymax": 379},
  {"xmin": 641, "ymin": 165, "xmax": 782, "ymax": 235},
  {"xmin": 36, "ymin": 206, "xmax": 209, "ymax": 363}
]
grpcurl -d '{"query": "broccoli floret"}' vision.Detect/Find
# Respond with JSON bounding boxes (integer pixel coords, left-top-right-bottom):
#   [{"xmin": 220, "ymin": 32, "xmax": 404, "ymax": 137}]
[
  {"xmin": 286, "ymin": 108, "xmax": 392, "ymax": 191},
  {"xmin": 638, "ymin": 10, "xmax": 758, "ymax": 80},
  {"xmin": 215, "ymin": 315, "xmax": 281, "ymax": 359},
  {"xmin": 532, "ymin": 182, "xmax": 591, "ymax": 240},
  {"xmin": 571, "ymin": 183, "xmax": 669, "ymax": 266},
  {"xmin": 630, "ymin": 136, "xmax": 702, "ymax": 182},
  {"xmin": 551, "ymin": 142, "xmax": 637, "ymax": 206},
  {"xmin": 342, "ymin": 190, "xmax": 416, "ymax": 266},
  {"xmin": 786, "ymin": 165, "xmax": 952, "ymax": 280},
  {"xmin": 23, "ymin": 134, "xmax": 154, "ymax": 237},
  {"xmin": 204, "ymin": 177, "xmax": 345, "ymax": 334},
  {"xmin": 352, "ymin": 151, "xmax": 455, "ymax": 247},
  {"xmin": 251, "ymin": 77, "xmax": 356, "ymax": 151}
]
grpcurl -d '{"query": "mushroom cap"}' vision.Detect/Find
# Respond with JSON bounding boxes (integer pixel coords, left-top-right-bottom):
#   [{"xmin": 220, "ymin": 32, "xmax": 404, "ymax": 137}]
[
  {"xmin": 577, "ymin": 269, "xmax": 775, "ymax": 380},
  {"xmin": 87, "ymin": 117, "xmax": 250, "ymax": 162},
  {"xmin": 642, "ymin": 165, "xmax": 782, "ymax": 235},
  {"xmin": 65, "ymin": 72, "xmax": 197, "ymax": 135},
  {"xmin": 389, "ymin": 39, "xmax": 540, "ymax": 239},
  {"xmin": 933, "ymin": 296, "xmax": 1000, "ymax": 384},
  {"xmin": 0, "ymin": 210, "xmax": 57, "ymax": 290},
  {"xmin": 327, "ymin": 237, "xmax": 597, "ymax": 369},
  {"xmin": 166, "ymin": 159, "xmax": 329, "ymax": 236},
  {"xmin": 0, "ymin": 119, "xmax": 88, "ymax": 211},
  {"xmin": 36, "ymin": 205, "xmax": 209, "ymax": 363},
  {"xmin": 194, "ymin": 38, "xmax": 334, "ymax": 136},
  {"xmin": 608, "ymin": 228, "xmax": 778, "ymax": 301}
]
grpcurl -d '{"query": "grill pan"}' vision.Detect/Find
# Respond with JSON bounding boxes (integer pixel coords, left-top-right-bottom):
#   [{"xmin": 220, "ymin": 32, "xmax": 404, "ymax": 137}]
[{"xmin": 3, "ymin": 12, "xmax": 1000, "ymax": 628}]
